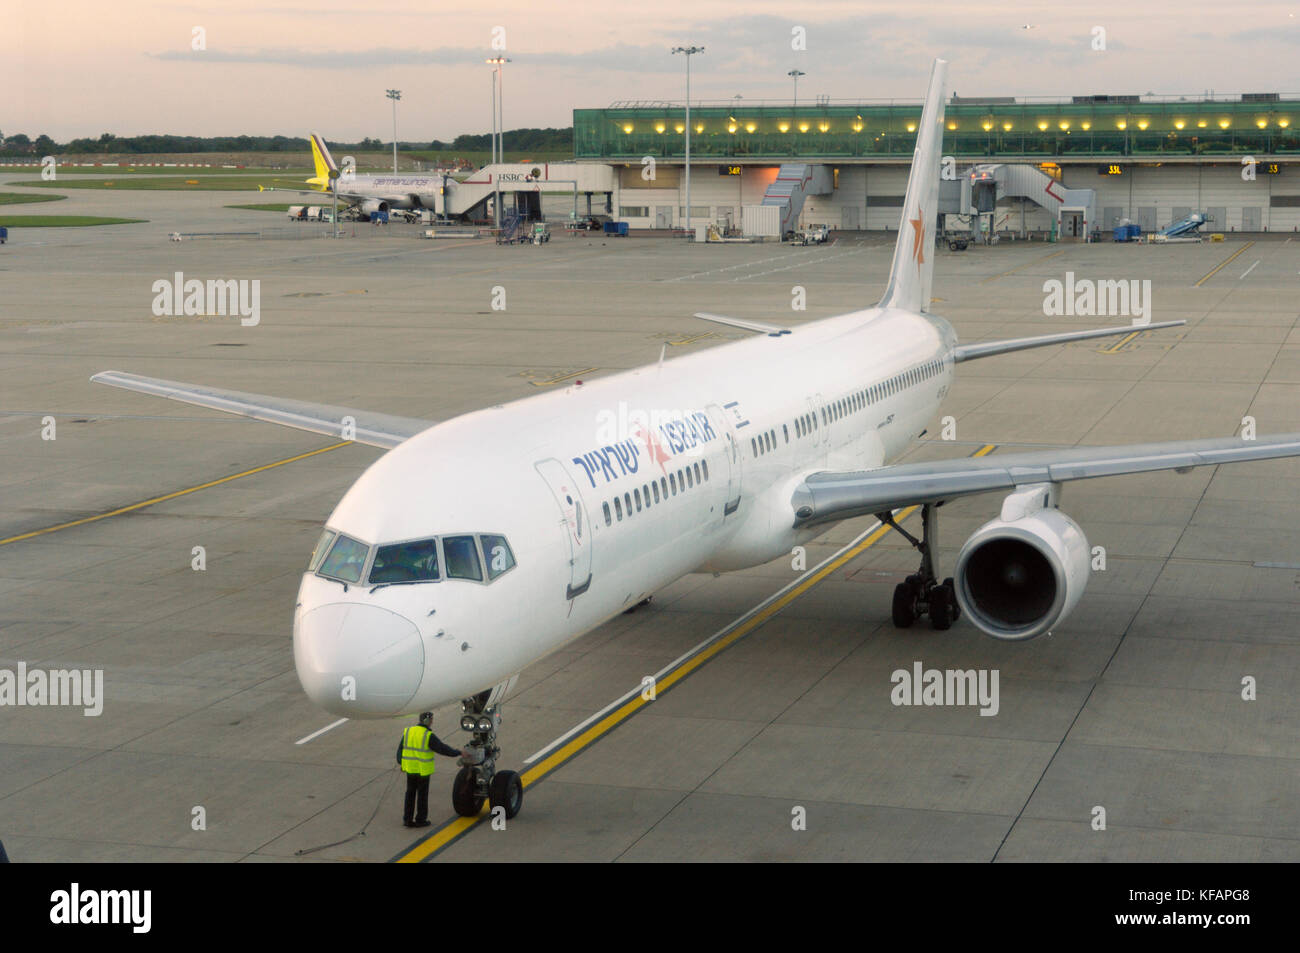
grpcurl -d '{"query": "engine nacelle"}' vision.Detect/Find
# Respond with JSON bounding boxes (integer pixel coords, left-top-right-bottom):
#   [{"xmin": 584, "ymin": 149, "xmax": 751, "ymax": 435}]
[
  {"xmin": 953, "ymin": 484, "xmax": 1090, "ymax": 641},
  {"xmin": 359, "ymin": 199, "xmax": 390, "ymax": 215}
]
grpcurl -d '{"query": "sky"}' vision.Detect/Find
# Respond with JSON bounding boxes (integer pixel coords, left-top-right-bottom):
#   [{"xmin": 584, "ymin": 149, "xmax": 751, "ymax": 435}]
[{"xmin": 6, "ymin": 1, "xmax": 1300, "ymax": 142}]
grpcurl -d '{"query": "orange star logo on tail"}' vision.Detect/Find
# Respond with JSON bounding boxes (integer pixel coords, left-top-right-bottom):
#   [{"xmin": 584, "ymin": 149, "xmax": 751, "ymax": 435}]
[{"xmin": 909, "ymin": 209, "xmax": 925, "ymax": 272}]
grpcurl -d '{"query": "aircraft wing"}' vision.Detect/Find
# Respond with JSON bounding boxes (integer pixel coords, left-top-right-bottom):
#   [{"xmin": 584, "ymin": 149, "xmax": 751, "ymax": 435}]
[
  {"xmin": 254, "ymin": 185, "xmax": 369, "ymax": 202},
  {"xmin": 91, "ymin": 371, "xmax": 435, "ymax": 450},
  {"xmin": 790, "ymin": 433, "xmax": 1300, "ymax": 528}
]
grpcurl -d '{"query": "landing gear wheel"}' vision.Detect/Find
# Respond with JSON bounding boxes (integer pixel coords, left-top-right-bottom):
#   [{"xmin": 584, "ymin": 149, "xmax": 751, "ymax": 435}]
[
  {"xmin": 928, "ymin": 584, "xmax": 955, "ymax": 631},
  {"xmin": 880, "ymin": 505, "xmax": 961, "ymax": 632},
  {"xmin": 452, "ymin": 766, "xmax": 484, "ymax": 817},
  {"xmin": 489, "ymin": 769, "xmax": 524, "ymax": 819},
  {"xmin": 892, "ymin": 582, "xmax": 917, "ymax": 628}
]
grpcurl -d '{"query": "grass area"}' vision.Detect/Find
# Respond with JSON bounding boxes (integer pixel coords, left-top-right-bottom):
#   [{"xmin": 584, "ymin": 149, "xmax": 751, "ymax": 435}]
[
  {"xmin": 2, "ymin": 165, "xmax": 306, "ymax": 175},
  {"xmin": 0, "ymin": 191, "xmax": 66, "ymax": 205},
  {"xmin": 10, "ymin": 175, "xmax": 304, "ymax": 191},
  {"xmin": 0, "ymin": 215, "xmax": 147, "ymax": 227},
  {"xmin": 226, "ymin": 202, "xmax": 294, "ymax": 212}
]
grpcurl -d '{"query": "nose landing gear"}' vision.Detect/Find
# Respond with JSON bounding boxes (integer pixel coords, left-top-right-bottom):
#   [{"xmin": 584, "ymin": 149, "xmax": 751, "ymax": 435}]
[
  {"xmin": 879, "ymin": 503, "xmax": 961, "ymax": 631},
  {"xmin": 451, "ymin": 686, "xmax": 524, "ymax": 820}
]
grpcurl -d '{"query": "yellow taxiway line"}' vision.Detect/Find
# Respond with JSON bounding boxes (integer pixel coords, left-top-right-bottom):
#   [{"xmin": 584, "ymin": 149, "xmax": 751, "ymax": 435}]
[
  {"xmin": 1194, "ymin": 241, "xmax": 1255, "ymax": 287},
  {"xmin": 0, "ymin": 441, "xmax": 353, "ymax": 546}
]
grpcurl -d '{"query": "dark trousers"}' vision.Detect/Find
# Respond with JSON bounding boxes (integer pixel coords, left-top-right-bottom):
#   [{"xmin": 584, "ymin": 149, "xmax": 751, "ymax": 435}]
[{"xmin": 404, "ymin": 772, "xmax": 431, "ymax": 824}]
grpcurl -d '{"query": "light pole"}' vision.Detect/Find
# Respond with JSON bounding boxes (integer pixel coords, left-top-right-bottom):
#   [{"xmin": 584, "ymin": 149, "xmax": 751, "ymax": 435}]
[
  {"xmin": 787, "ymin": 69, "xmax": 804, "ymax": 111},
  {"xmin": 329, "ymin": 166, "xmax": 339, "ymax": 237},
  {"xmin": 486, "ymin": 57, "xmax": 511, "ymax": 162},
  {"xmin": 486, "ymin": 57, "xmax": 511, "ymax": 229},
  {"xmin": 671, "ymin": 45, "xmax": 704, "ymax": 236},
  {"xmin": 386, "ymin": 89, "xmax": 401, "ymax": 173}
]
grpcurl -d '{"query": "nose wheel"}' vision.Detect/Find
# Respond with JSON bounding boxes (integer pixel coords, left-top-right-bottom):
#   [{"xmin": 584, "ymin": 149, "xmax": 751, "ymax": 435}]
[
  {"xmin": 452, "ymin": 689, "xmax": 524, "ymax": 820},
  {"xmin": 878, "ymin": 503, "xmax": 960, "ymax": 631}
]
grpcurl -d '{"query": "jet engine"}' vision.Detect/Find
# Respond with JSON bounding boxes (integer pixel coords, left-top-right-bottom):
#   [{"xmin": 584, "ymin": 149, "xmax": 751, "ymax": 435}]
[
  {"xmin": 953, "ymin": 483, "xmax": 1090, "ymax": 641},
  {"xmin": 358, "ymin": 199, "xmax": 391, "ymax": 215}
]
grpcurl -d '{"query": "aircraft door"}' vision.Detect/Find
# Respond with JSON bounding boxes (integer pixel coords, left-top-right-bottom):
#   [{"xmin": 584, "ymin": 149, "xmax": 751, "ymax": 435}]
[
  {"xmin": 808, "ymin": 394, "xmax": 826, "ymax": 447},
  {"xmin": 534, "ymin": 458, "xmax": 593, "ymax": 599},
  {"xmin": 706, "ymin": 404, "xmax": 742, "ymax": 516}
]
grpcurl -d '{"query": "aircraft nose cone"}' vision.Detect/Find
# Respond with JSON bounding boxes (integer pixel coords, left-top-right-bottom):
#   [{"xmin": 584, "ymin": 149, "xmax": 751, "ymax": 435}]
[{"xmin": 294, "ymin": 603, "xmax": 424, "ymax": 716}]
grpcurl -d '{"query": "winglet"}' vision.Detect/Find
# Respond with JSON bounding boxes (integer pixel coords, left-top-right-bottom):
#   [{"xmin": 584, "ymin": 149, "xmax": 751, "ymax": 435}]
[{"xmin": 878, "ymin": 59, "xmax": 948, "ymax": 314}]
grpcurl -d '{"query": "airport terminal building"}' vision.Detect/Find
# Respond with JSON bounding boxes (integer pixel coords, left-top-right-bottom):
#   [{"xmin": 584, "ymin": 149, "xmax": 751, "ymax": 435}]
[{"xmin": 570, "ymin": 92, "xmax": 1300, "ymax": 237}]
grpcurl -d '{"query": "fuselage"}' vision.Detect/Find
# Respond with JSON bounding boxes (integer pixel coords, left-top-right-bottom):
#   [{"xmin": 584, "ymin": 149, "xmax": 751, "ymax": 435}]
[
  {"xmin": 293, "ymin": 306, "xmax": 959, "ymax": 717},
  {"xmin": 338, "ymin": 174, "xmax": 442, "ymax": 210}
]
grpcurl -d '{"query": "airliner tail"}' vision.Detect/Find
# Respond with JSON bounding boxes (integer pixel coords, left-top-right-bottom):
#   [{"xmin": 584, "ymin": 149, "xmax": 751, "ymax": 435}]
[
  {"xmin": 878, "ymin": 59, "xmax": 948, "ymax": 314},
  {"xmin": 307, "ymin": 133, "xmax": 339, "ymax": 191}
]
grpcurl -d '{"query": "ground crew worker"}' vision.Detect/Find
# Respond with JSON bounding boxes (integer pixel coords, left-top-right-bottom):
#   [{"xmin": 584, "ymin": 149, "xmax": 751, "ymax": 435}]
[{"xmin": 397, "ymin": 712, "xmax": 466, "ymax": 827}]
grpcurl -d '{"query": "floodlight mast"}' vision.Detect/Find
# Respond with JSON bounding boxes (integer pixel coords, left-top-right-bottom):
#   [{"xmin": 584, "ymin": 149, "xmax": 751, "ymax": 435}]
[
  {"xmin": 671, "ymin": 45, "xmax": 704, "ymax": 239},
  {"xmin": 386, "ymin": 89, "xmax": 401, "ymax": 174}
]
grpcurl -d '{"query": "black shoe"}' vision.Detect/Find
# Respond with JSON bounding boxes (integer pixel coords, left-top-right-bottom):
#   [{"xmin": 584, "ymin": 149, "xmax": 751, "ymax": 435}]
[
  {"xmin": 412, "ymin": 820, "xmax": 432, "ymax": 828},
  {"xmin": 403, "ymin": 820, "xmax": 416, "ymax": 828}
]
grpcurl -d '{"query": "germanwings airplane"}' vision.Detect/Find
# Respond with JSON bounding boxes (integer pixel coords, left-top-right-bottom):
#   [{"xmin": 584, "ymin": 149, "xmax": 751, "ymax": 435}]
[
  {"xmin": 95, "ymin": 60, "xmax": 1300, "ymax": 820},
  {"xmin": 258, "ymin": 133, "xmax": 442, "ymax": 217}
]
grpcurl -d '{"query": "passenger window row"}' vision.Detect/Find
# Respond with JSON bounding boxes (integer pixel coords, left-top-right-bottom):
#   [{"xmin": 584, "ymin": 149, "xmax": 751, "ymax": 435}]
[
  {"xmin": 791, "ymin": 357, "xmax": 946, "ymax": 439},
  {"xmin": 602, "ymin": 458, "xmax": 711, "ymax": 526},
  {"xmin": 750, "ymin": 428, "xmax": 778, "ymax": 458}
]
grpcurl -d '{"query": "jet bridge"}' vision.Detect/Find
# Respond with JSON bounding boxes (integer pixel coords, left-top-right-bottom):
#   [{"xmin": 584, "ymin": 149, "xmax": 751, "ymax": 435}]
[
  {"xmin": 964, "ymin": 163, "xmax": 1097, "ymax": 241},
  {"xmin": 437, "ymin": 163, "xmax": 614, "ymax": 223}
]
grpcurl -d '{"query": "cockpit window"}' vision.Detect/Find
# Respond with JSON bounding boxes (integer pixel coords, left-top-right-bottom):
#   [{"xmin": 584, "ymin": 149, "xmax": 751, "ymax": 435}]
[
  {"xmin": 480, "ymin": 534, "xmax": 516, "ymax": 580},
  {"xmin": 443, "ymin": 535, "xmax": 483, "ymax": 581},
  {"xmin": 317, "ymin": 534, "xmax": 369, "ymax": 584},
  {"xmin": 309, "ymin": 529, "xmax": 336, "ymax": 571},
  {"xmin": 370, "ymin": 538, "xmax": 440, "ymax": 584}
]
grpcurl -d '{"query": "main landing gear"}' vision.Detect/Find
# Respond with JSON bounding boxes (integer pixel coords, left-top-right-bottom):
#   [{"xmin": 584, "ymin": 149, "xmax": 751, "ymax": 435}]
[
  {"xmin": 877, "ymin": 503, "xmax": 961, "ymax": 631},
  {"xmin": 451, "ymin": 686, "xmax": 523, "ymax": 820}
]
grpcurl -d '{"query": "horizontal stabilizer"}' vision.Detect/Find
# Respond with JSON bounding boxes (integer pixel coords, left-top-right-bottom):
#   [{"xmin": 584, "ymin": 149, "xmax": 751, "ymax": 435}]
[
  {"xmin": 693, "ymin": 312, "xmax": 791, "ymax": 336},
  {"xmin": 91, "ymin": 371, "xmax": 434, "ymax": 450},
  {"xmin": 953, "ymin": 320, "xmax": 1185, "ymax": 363}
]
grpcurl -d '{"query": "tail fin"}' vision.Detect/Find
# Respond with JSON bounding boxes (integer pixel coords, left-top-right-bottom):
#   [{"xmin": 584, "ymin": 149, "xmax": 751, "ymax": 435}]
[
  {"xmin": 307, "ymin": 133, "xmax": 338, "ymax": 191},
  {"xmin": 878, "ymin": 59, "xmax": 948, "ymax": 313}
]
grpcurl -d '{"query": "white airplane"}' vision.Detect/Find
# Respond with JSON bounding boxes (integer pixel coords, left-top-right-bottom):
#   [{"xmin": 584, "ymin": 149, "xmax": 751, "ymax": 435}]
[
  {"xmin": 94, "ymin": 59, "xmax": 1300, "ymax": 821},
  {"xmin": 258, "ymin": 133, "xmax": 444, "ymax": 218}
]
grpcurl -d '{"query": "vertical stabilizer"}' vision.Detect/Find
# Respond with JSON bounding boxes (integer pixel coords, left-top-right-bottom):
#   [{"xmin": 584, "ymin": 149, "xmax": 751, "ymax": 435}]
[
  {"xmin": 878, "ymin": 59, "xmax": 948, "ymax": 313},
  {"xmin": 307, "ymin": 133, "xmax": 339, "ymax": 191}
]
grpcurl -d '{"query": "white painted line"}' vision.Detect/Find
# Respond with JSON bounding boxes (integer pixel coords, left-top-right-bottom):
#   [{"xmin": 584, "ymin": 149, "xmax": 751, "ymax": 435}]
[
  {"xmin": 1239, "ymin": 259, "xmax": 1260, "ymax": 279},
  {"xmin": 296, "ymin": 717, "xmax": 348, "ymax": 745},
  {"xmin": 522, "ymin": 515, "xmax": 890, "ymax": 764}
]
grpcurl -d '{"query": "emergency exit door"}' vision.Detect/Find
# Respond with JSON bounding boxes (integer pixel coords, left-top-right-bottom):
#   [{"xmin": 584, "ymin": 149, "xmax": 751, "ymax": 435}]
[{"xmin": 534, "ymin": 458, "xmax": 592, "ymax": 599}]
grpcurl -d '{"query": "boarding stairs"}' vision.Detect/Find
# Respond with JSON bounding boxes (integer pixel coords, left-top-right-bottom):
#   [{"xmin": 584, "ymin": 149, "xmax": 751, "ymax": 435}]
[{"xmin": 761, "ymin": 163, "xmax": 833, "ymax": 236}]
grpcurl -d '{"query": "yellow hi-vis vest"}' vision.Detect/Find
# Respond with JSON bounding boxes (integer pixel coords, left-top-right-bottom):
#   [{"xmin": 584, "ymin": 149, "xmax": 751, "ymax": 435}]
[{"xmin": 400, "ymin": 725, "xmax": 437, "ymax": 776}]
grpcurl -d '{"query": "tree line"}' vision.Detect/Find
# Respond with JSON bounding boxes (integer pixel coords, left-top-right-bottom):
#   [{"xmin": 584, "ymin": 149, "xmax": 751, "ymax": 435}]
[{"xmin": 0, "ymin": 128, "xmax": 573, "ymax": 157}]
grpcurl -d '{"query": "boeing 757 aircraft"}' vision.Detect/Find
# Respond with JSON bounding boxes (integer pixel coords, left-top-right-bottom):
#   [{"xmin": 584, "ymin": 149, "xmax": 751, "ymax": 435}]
[
  {"xmin": 95, "ymin": 60, "xmax": 1300, "ymax": 820},
  {"xmin": 258, "ymin": 133, "xmax": 443, "ymax": 218}
]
